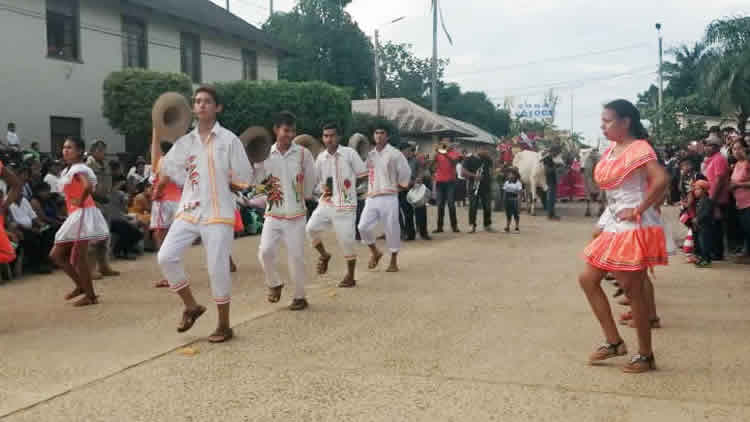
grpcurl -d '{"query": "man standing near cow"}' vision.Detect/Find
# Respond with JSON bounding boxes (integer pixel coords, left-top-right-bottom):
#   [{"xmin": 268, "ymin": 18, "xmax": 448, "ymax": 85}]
[
  {"xmin": 463, "ymin": 145, "xmax": 496, "ymax": 233},
  {"xmin": 543, "ymin": 143, "xmax": 563, "ymax": 220},
  {"xmin": 433, "ymin": 138, "xmax": 462, "ymax": 233}
]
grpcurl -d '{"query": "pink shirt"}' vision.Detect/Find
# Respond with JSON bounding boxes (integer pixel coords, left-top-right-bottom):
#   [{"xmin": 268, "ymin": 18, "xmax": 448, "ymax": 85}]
[
  {"xmin": 703, "ymin": 152, "xmax": 729, "ymax": 205},
  {"xmin": 731, "ymin": 160, "xmax": 750, "ymax": 210}
]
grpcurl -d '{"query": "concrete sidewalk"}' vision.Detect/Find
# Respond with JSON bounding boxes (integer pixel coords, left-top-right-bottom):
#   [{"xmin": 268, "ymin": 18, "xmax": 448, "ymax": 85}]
[{"xmin": 1, "ymin": 205, "xmax": 749, "ymax": 421}]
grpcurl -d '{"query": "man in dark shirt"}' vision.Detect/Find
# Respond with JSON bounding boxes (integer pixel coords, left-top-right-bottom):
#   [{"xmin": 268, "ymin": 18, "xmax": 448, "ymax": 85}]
[
  {"xmin": 462, "ymin": 146, "xmax": 496, "ymax": 233},
  {"xmin": 399, "ymin": 144, "xmax": 430, "ymax": 240},
  {"xmin": 542, "ymin": 145, "xmax": 562, "ymax": 220}
]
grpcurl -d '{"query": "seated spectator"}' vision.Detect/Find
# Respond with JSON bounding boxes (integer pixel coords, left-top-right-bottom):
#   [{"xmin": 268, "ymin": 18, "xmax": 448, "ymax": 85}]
[
  {"xmin": 30, "ymin": 182, "xmax": 65, "ymax": 229},
  {"xmin": 107, "ymin": 176, "xmax": 143, "ymax": 260},
  {"xmin": 43, "ymin": 160, "xmax": 63, "ymax": 193},
  {"xmin": 18, "ymin": 166, "xmax": 33, "ymax": 200},
  {"xmin": 9, "ymin": 193, "xmax": 53, "ymax": 273},
  {"xmin": 129, "ymin": 181, "xmax": 152, "ymax": 227},
  {"xmin": 127, "ymin": 157, "xmax": 150, "ymax": 189}
]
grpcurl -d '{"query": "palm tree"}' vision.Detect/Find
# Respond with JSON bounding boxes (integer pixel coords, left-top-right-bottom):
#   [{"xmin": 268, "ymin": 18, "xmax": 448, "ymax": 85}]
[
  {"xmin": 663, "ymin": 42, "xmax": 709, "ymax": 99},
  {"xmin": 702, "ymin": 16, "xmax": 750, "ymax": 133}
]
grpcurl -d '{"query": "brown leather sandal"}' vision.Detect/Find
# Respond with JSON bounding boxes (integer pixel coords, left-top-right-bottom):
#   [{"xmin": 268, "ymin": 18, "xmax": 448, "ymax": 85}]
[
  {"xmin": 65, "ymin": 287, "xmax": 84, "ymax": 300},
  {"xmin": 72, "ymin": 295, "xmax": 99, "ymax": 307},
  {"xmin": 338, "ymin": 278, "xmax": 356, "ymax": 288},
  {"xmin": 267, "ymin": 285, "xmax": 283, "ymax": 303},
  {"xmin": 177, "ymin": 305, "xmax": 206, "ymax": 333},
  {"xmin": 623, "ymin": 354, "xmax": 656, "ymax": 373},
  {"xmin": 368, "ymin": 251, "xmax": 383, "ymax": 269},
  {"xmin": 317, "ymin": 254, "xmax": 332, "ymax": 275},
  {"xmin": 208, "ymin": 327, "xmax": 234, "ymax": 343}
]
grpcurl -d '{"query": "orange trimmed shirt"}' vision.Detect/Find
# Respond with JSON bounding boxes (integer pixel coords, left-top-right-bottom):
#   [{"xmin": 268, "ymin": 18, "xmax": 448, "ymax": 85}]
[{"xmin": 159, "ymin": 122, "xmax": 252, "ymax": 226}]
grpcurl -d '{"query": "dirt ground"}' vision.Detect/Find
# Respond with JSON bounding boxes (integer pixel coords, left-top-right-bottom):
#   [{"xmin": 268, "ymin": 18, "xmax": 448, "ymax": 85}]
[{"xmin": 1, "ymin": 203, "xmax": 749, "ymax": 421}]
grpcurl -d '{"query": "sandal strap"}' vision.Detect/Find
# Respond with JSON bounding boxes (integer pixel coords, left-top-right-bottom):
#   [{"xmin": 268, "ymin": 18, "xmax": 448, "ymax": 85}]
[
  {"xmin": 597, "ymin": 340, "xmax": 623, "ymax": 353},
  {"xmin": 629, "ymin": 353, "xmax": 654, "ymax": 364}
]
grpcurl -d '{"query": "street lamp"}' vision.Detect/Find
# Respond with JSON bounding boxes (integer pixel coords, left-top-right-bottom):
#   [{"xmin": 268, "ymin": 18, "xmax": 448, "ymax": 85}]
[
  {"xmin": 656, "ymin": 23, "xmax": 663, "ymax": 142},
  {"xmin": 374, "ymin": 16, "xmax": 407, "ymax": 116}
]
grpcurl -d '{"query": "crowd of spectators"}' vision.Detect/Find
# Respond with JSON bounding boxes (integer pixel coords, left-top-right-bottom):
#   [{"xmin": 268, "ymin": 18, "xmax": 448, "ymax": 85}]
[{"xmin": 665, "ymin": 126, "xmax": 750, "ymax": 266}]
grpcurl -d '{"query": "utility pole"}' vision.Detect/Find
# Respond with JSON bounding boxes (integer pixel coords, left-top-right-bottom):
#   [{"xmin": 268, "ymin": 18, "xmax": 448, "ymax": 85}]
[
  {"xmin": 656, "ymin": 23, "xmax": 664, "ymax": 142},
  {"xmin": 431, "ymin": 0, "xmax": 438, "ymax": 113},
  {"xmin": 226, "ymin": 0, "xmax": 229, "ymax": 12},
  {"xmin": 374, "ymin": 29, "xmax": 382, "ymax": 116},
  {"xmin": 270, "ymin": 0, "xmax": 274, "ymax": 15},
  {"xmin": 570, "ymin": 89, "xmax": 574, "ymax": 135}
]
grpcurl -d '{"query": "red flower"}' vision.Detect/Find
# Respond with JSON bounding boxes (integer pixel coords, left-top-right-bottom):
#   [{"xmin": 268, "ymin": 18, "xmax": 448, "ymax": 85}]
[
  {"xmin": 343, "ymin": 179, "xmax": 351, "ymax": 189},
  {"xmin": 296, "ymin": 173, "xmax": 304, "ymax": 184}
]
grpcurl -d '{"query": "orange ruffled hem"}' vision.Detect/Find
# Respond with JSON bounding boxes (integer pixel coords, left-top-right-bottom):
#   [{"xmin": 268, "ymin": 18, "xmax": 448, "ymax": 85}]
[{"xmin": 584, "ymin": 226, "xmax": 668, "ymax": 272}]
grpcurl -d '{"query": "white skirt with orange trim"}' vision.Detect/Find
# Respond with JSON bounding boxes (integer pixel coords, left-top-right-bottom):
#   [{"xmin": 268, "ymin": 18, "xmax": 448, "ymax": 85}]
[{"xmin": 55, "ymin": 207, "xmax": 110, "ymax": 244}]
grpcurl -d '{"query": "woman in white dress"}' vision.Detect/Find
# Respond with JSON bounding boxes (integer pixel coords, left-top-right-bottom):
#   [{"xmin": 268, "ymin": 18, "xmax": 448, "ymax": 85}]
[{"xmin": 49, "ymin": 138, "xmax": 110, "ymax": 307}]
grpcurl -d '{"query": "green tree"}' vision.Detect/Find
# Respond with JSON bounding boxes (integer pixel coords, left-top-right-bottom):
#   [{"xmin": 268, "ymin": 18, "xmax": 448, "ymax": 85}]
[
  {"xmin": 703, "ymin": 16, "xmax": 750, "ymax": 133},
  {"xmin": 264, "ymin": 0, "xmax": 374, "ymax": 98},
  {"xmin": 378, "ymin": 41, "xmax": 448, "ymax": 101},
  {"xmin": 430, "ymin": 83, "xmax": 510, "ymax": 138},
  {"xmin": 102, "ymin": 69, "xmax": 193, "ymax": 155},
  {"xmin": 214, "ymin": 80, "xmax": 352, "ymax": 138}
]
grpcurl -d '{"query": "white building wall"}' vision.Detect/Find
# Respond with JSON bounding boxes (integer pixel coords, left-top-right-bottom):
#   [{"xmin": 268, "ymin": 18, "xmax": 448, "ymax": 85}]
[{"xmin": 0, "ymin": 0, "xmax": 279, "ymax": 154}]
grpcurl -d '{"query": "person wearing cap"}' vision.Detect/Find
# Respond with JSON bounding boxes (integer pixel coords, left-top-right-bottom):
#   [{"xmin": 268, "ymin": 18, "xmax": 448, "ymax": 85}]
[
  {"xmin": 703, "ymin": 133, "xmax": 730, "ymax": 260},
  {"xmin": 692, "ymin": 179, "xmax": 714, "ymax": 267}
]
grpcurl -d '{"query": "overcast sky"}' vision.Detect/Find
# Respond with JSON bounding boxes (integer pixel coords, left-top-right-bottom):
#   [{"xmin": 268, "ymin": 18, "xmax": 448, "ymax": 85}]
[{"xmin": 214, "ymin": 0, "xmax": 749, "ymax": 145}]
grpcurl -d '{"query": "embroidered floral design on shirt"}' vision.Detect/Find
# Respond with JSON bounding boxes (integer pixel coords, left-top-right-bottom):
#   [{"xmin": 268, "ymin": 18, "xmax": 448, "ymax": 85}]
[
  {"xmin": 264, "ymin": 175, "xmax": 283, "ymax": 210},
  {"xmin": 342, "ymin": 178, "xmax": 352, "ymax": 202},
  {"xmin": 293, "ymin": 173, "xmax": 304, "ymax": 202},
  {"xmin": 186, "ymin": 155, "xmax": 199, "ymax": 190}
]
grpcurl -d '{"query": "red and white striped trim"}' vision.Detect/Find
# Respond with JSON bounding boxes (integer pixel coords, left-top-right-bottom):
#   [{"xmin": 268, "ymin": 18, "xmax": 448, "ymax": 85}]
[
  {"xmin": 214, "ymin": 296, "xmax": 231, "ymax": 305},
  {"xmin": 344, "ymin": 255, "xmax": 357, "ymax": 261}
]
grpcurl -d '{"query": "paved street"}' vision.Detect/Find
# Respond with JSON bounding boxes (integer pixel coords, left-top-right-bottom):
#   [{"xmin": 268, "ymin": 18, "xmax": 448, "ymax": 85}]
[{"xmin": 1, "ymin": 204, "xmax": 749, "ymax": 421}]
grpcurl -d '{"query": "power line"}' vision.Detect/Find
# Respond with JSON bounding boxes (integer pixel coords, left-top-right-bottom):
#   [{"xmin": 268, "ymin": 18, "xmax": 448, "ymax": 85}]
[
  {"xmin": 485, "ymin": 65, "xmax": 656, "ymax": 99},
  {"xmin": 447, "ymin": 43, "xmax": 651, "ymax": 77}
]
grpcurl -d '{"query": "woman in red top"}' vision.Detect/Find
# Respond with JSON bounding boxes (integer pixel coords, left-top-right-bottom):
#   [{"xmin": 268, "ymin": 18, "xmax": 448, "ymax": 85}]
[
  {"xmin": 730, "ymin": 138, "xmax": 750, "ymax": 260},
  {"xmin": 49, "ymin": 138, "xmax": 110, "ymax": 306},
  {"xmin": 0, "ymin": 161, "xmax": 21, "ymax": 264}
]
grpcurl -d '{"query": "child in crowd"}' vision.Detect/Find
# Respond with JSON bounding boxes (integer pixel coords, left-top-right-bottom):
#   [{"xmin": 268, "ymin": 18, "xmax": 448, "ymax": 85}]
[
  {"xmin": 502, "ymin": 168, "xmax": 522, "ymax": 233},
  {"xmin": 692, "ymin": 179, "xmax": 714, "ymax": 268}
]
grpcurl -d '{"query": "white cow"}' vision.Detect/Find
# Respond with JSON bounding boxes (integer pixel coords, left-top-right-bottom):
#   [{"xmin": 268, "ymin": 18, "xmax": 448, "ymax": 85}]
[
  {"xmin": 580, "ymin": 148, "xmax": 605, "ymax": 217},
  {"xmin": 513, "ymin": 150, "xmax": 547, "ymax": 216}
]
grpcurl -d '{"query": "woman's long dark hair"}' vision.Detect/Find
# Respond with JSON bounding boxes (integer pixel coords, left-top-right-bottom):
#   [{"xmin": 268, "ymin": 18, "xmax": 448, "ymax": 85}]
[{"xmin": 604, "ymin": 99, "xmax": 649, "ymax": 140}]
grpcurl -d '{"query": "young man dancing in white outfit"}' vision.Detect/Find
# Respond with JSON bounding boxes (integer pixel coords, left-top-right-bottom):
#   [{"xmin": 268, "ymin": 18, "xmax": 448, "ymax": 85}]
[
  {"xmin": 358, "ymin": 125, "xmax": 411, "ymax": 272},
  {"xmin": 306, "ymin": 122, "xmax": 368, "ymax": 287},
  {"xmin": 155, "ymin": 86, "xmax": 252, "ymax": 343},
  {"xmin": 256, "ymin": 111, "xmax": 316, "ymax": 310}
]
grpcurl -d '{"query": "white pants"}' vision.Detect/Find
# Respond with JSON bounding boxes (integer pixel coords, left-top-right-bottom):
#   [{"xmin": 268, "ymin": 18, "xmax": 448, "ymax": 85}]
[
  {"xmin": 157, "ymin": 219, "xmax": 234, "ymax": 304},
  {"xmin": 306, "ymin": 205, "xmax": 357, "ymax": 261},
  {"xmin": 258, "ymin": 217, "xmax": 307, "ymax": 299},
  {"xmin": 358, "ymin": 194, "xmax": 401, "ymax": 253}
]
